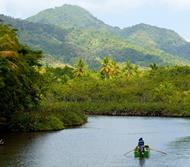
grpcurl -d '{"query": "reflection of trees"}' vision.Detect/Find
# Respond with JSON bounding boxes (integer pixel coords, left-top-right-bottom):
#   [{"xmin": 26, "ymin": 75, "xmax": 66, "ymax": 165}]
[
  {"xmin": 169, "ymin": 136, "xmax": 190, "ymax": 156},
  {"xmin": 0, "ymin": 133, "xmax": 49, "ymax": 167}
]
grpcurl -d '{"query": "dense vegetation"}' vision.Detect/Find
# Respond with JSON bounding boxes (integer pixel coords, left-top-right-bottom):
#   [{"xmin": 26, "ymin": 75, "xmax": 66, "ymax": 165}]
[
  {"xmin": 45, "ymin": 58, "xmax": 190, "ymax": 117},
  {"xmin": 0, "ymin": 24, "xmax": 86, "ymax": 132},
  {"xmin": 1, "ymin": 5, "xmax": 190, "ymax": 132},
  {"xmin": 1, "ymin": 4, "xmax": 190, "ymax": 68}
]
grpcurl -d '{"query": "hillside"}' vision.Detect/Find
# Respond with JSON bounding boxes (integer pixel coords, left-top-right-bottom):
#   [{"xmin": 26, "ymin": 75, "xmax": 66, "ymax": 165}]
[
  {"xmin": 25, "ymin": 4, "xmax": 190, "ymax": 64},
  {"xmin": 27, "ymin": 4, "xmax": 112, "ymax": 30},
  {"xmin": 0, "ymin": 14, "xmax": 85, "ymax": 64},
  {"xmin": 120, "ymin": 23, "xmax": 190, "ymax": 59},
  {"xmin": 1, "ymin": 4, "xmax": 190, "ymax": 67},
  {"xmin": 27, "ymin": 5, "xmax": 190, "ymax": 60}
]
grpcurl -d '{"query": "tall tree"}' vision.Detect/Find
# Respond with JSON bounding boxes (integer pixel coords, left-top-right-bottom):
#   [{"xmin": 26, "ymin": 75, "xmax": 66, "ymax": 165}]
[
  {"xmin": 149, "ymin": 63, "xmax": 159, "ymax": 71},
  {"xmin": 0, "ymin": 24, "xmax": 43, "ymax": 118},
  {"xmin": 123, "ymin": 60, "xmax": 138, "ymax": 78},
  {"xmin": 73, "ymin": 59, "xmax": 86, "ymax": 77},
  {"xmin": 100, "ymin": 57, "xmax": 113, "ymax": 79}
]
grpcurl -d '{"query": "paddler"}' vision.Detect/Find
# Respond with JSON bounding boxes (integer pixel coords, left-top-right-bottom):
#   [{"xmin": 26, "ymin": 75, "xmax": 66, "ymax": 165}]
[{"xmin": 138, "ymin": 138, "xmax": 144, "ymax": 153}]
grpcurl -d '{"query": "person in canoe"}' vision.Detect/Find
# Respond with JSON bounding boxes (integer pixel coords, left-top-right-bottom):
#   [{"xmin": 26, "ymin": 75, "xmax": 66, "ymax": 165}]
[{"xmin": 138, "ymin": 138, "xmax": 145, "ymax": 153}]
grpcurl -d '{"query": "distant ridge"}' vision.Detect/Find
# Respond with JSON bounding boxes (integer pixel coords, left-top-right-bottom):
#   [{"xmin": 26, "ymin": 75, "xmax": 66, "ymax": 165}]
[{"xmin": 120, "ymin": 23, "xmax": 190, "ymax": 59}]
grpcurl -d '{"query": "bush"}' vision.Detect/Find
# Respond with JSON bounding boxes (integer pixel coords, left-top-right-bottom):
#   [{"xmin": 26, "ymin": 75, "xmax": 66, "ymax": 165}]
[{"xmin": 10, "ymin": 111, "xmax": 64, "ymax": 132}]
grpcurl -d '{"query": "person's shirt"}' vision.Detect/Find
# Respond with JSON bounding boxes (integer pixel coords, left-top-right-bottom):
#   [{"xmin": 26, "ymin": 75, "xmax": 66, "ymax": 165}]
[{"xmin": 138, "ymin": 140, "xmax": 144, "ymax": 147}]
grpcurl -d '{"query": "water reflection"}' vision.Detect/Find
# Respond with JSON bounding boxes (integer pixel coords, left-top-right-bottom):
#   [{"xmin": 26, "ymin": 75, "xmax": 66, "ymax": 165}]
[
  {"xmin": 168, "ymin": 136, "xmax": 190, "ymax": 156},
  {"xmin": 138, "ymin": 158, "xmax": 145, "ymax": 167},
  {"xmin": 0, "ymin": 132, "xmax": 55, "ymax": 167}
]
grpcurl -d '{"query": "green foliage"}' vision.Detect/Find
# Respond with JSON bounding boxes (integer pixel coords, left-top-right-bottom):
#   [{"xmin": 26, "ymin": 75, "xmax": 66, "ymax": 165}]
[
  {"xmin": 45, "ymin": 64, "xmax": 190, "ymax": 117},
  {"xmin": 120, "ymin": 23, "xmax": 190, "ymax": 60},
  {"xmin": 122, "ymin": 60, "xmax": 139, "ymax": 78},
  {"xmin": 2, "ymin": 5, "xmax": 190, "ymax": 131},
  {"xmin": 0, "ymin": 24, "xmax": 43, "ymax": 118},
  {"xmin": 0, "ymin": 25, "xmax": 87, "ymax": 132},
  {"xmin": 10, "ymin": 111, "xmax": 64, "ymax": 132},
  {"xmin": 73, "ymin": 59, "xmax": 86, "ymax": 77},
  {"xmin": 27, "ymin": 4, "xmax": 110, "ymax": 30},
  {"xmin": 149, "ymin": 63, "xmax": 159, "ymax": 70}
]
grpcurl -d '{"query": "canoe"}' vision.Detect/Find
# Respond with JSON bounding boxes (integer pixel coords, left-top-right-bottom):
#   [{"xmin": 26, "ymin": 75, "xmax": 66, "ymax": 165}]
[{"xmin": 134, "ymin": 145, "xmax": 150, "ymax": 158}]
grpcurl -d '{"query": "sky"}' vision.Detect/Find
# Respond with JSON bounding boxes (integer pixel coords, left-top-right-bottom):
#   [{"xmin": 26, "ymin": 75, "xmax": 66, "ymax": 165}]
[{"xmin": 0, "ymin": 0, "xmax": 190, "ymax": 41}]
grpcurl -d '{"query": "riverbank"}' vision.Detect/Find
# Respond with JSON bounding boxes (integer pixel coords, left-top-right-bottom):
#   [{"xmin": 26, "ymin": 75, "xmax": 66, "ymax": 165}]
[
  {"xmin": 49, "ymin": 100, "xmax": 190, "ymax": 118},
  {"xmin": 0, "ymin": 110, "xmax": 87, "ymax": 132}
]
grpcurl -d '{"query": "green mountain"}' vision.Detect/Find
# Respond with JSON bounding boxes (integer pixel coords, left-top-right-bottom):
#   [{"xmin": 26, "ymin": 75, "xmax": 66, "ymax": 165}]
[
  {"xmin": 27, "ymin": 4, "xmax": 112, "ymax": 30},
  {"xmin": 1, "ymin": 4, "xmax": 190, "ymax": 68},
  {"xmin": 25, "ymin": 4, "xmax": 190, "ymax": 64},
  {"xmin": 0, "ymin": 14, "xmax": 85, "ymax": 65},
  {"xmin": 120, "ymin": 23, "xmax": 190, "ymax": 59}
]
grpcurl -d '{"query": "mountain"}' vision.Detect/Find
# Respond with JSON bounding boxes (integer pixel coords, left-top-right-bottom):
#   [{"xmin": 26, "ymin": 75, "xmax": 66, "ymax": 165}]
[
  {"xmin": 27, "ymin": 4, "xmax": 112, "ymax": 30},
  {"xmin": 120, "ymin": 23, "xmax": 190, "ymax": 59},
  {"xmin": 0, "ymin": 14, "xmax": 85, "ymax": 65},
  {"xmin": 1, "ymin": 5, "xmax": 190, "ymax": 68},
  {"xmin": 26, "ymin": 4, "xmax": 190, "ymax": 62}
]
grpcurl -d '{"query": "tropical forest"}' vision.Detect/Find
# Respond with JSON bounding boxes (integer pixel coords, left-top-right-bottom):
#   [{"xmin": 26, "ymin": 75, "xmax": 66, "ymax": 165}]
[{"xmin": 1, "ymin": 2, "xmax": 190, "ymax": 167}]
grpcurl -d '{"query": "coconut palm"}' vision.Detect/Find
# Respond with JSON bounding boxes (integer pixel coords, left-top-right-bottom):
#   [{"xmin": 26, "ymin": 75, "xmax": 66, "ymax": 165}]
[
  {"xmin": 149, "ymin": 63, "xmax": 159, "ymax": 70},
  {"xmin": 73, "ymin": 59, "xmax": 86, "ymax": 78},
  {"xmin": 123, "ymin": 60, "xmax": 139, "ymax": 78},
  {"xmin": 110, "ymin": 60, "xmax": 120, "ymax": 77},
  {"xmin": 100, "ymin": 57, "xmax": 113, "ymax": 79},
  {"xmin": 123, "ymin": 61, "xmax": 133, "ymax": 78}
]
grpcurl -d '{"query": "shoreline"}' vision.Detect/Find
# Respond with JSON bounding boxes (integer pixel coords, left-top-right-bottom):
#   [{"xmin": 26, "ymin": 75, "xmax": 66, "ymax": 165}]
[
  {"xmin": 1, "ymin": 112, "xmax": 190, "ymax": 133},
  {"xmin": 87, "ymin": 112, "xmax": 190, "ymax": 118}
]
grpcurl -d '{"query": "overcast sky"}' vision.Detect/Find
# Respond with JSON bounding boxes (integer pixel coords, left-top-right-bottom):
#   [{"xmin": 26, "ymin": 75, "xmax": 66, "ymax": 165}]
[{"xmin": 0, "ymin": 0, "xmax": 190, "ymax": 41}]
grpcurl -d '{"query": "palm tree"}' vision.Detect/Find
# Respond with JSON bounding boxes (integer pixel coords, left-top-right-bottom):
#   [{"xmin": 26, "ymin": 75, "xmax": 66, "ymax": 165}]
[
  {"xmin": 110, "ymin": 60, "xmax": 120, "ymax": 77},
  {"xmin": 123, "ymin": 60, "xmax": 139, "ymax": 78},
  {"xmin": 149, "ymin": 63, "xmax": 159, "ymax": 70},
  {"xmin": 100, "ymin": 57, "xmax": 113, "ymax": 79},
  {"xmin": 73, "ymin": 59, "xmax": 86, "ymax": 78},
  {"xmin": 123, "ymin": 61, "xmax": 133, "ymax": 78}
]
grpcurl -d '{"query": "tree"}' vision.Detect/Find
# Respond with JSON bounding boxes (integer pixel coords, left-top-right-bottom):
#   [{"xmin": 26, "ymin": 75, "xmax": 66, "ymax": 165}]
[
  {"xmin": 100, "ymin": 57, "xmax": 113, "ymax": 79},
  {"xmin": 123, "ymin": 60, "xmax": 138, "ymax": 78},
  {"xmin": 110, "ymin": 60, "xmax": 120, "ymax": 77},
  {"xmin": 149, "ymin": 63, "xmax": 159, "ymax": 71},
  {"xmin": 73, "ymin": 59, "xmax": 86, "ymax": 77},
  {"xmin": 0, "ymin": 24, "xmax": 43, "ymax": 118}
]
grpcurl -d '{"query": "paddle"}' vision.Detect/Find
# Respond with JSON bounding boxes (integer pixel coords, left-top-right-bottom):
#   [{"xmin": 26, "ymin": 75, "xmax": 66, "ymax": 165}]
[
  {"xmin": 123, "ymin": 149, "xmax": 134, "ymax": 157},
  {"xmin": 150, "ymin": 148, "xmax": 167, "ymax": 155}
]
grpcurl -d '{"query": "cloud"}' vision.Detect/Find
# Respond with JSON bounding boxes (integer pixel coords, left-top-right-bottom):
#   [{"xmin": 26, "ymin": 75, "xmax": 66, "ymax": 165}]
[
  {"xmin": 161, "ymin": 0, "xmax": 190, "ymax": 9},
  {"xmin": 2, "ymin": 0, "xmax": 63, "ymax": 18},
  {"xmin": 0, "ymin": 0, "xmax": 6, "ymax": 14}
]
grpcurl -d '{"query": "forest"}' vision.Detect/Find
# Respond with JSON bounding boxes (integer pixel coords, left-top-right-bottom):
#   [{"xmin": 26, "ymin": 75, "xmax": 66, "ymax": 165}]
[
  {"xmin": 1, "ymin": 24, "xmax": 190, "ymax": 132},
  {"xmin": 45, "ymin": 59, "xmax": 190, "ymax": 117},
  {"xmin": 0, "ymin": 24, "xmax": 86, "ymax": 132}
]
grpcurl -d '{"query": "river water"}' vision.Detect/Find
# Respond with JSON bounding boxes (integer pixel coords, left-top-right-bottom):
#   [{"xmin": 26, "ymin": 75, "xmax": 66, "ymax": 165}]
[{"xmin": 1, "ymin": 116, "xmax": 190, "ymax": 167}]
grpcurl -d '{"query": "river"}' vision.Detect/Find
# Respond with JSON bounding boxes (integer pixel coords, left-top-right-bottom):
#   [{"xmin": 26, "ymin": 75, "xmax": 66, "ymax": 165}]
[{"xmin": 1, "ymin": 116, "xmax": 190, "ymax": 167}]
